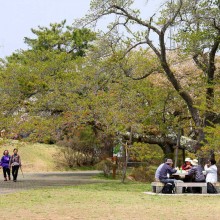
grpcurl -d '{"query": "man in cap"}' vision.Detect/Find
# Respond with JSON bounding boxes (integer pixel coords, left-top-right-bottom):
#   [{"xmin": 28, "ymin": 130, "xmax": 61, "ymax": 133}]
[
  {"xmin": 159, "ymin": 159, "xmax": 177, "ymax": 184},
  {"xmin": 155, "ymin": 158, "xmax": 167, "ymax": 181}
]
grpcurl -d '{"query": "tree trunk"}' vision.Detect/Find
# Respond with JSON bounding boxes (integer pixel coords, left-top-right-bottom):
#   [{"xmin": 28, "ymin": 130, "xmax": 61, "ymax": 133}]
[{"xmin": 160, "ymin": 144, "xmax": 174, "ymax": 160}]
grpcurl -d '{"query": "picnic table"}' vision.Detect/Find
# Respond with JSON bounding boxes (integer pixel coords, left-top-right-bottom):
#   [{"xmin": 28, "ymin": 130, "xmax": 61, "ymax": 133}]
[
  {"xmin": 151, "ymin": 181, "xmax": 208, "ymax": 194},
  {"xmin": 172, "ymin": 171, "xmax": 188, "ymax": 178},
  {"xmin": 151, "ymin": 170, "xmax": 220, "ymax": 194}
]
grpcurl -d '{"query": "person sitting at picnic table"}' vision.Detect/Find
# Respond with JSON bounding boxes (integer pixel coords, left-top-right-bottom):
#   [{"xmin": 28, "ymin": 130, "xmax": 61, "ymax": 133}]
[
  {"xmin": 159, "ymin": 159, "xmax": 177, "ymax": 184},
  {"xmin": 187, "ymin": 159, "xmax": 205, "ymax": 193},
  {"xmin": 181, "ymin": 157, "xmax": 192, "ymax": 171},
  {"xmin": 187, "ymin": 159, "xmax": 205, "ymax": 182},
  {"xmin": 204, "ymin": 159, "xmax": 218, "ymax": 183},
  {"xmin": 155, "ymin": 158, "xmax": 167, "ymax": 181}
]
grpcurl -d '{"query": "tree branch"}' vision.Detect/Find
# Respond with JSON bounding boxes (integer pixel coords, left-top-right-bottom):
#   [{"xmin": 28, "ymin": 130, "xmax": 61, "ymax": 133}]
[
  {"xmin": 208, "ymin": 31, "xmax": 220, "ymax": 79},
  {"xmin": 193, "ymin": 54, "xmax": 208, "ymax": 73},
  {"xmin": 109, "ymin": 5, "xmax": 161, "ymax": 35},
  {"xmin": 162, "ymin": 0, "xmax": 183, "ymax": 33},
  {"xmin": 120, "ymin": 131, "xmax": 198, "ymax": 153}
]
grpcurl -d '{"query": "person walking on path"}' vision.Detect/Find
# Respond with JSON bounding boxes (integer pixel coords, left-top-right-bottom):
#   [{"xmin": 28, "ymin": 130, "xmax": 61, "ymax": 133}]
[
  {"xmin": 9, "ymin": 148, "xmax": 21, "ymax": 182},
  {"xmin": 0, "ymin": 150, "xmax": 11, "ymax": 181}
]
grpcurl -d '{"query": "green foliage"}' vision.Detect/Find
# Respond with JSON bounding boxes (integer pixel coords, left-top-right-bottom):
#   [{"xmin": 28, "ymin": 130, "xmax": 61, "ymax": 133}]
[
  {"xmin": 3, "ymin": 0, "xmax": 220, "ymax": 164},
  {"xmin": 56, "ymin": 125, "xmax": 101, "ymax": 167},
  {"xmin": 202, "ymin": 124, "xmax": 220, "ymax": 160},
  {"xmin": 0, "ymin": 39, "xmax": 185, "ymax": 161},
  {"xmin": 24, "ymin": 20, "xmax": 96, "ymax": 58},
  {"xmin": 130, "ymin": 165, "xmax": 156, "ymax": 182},
  {"xmin": 157, "ymin": 0, "xmax": 220, "ymax": 55},
  {"xmin": 129, "ymin": 142, "xmax": 163, "ymax": 163},
  {"xmin": 95, "ymin": 159, "xmax": 114, "ymax": 177},
  {"xmin": 127, "ymin": 142, "xmax": 163, "ymax": 182}
]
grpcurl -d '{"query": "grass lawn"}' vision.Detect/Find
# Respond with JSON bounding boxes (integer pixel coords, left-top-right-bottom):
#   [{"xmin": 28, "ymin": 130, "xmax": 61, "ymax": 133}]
[{"xmin": 0, "ymin": 182, "xmax": 220, "ymax": 220}]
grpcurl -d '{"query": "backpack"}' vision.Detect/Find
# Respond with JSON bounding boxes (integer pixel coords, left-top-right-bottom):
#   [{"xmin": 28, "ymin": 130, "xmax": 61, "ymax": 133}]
[
  {"xmin": 207, "ymin": 182, "xmax": 218, "ymax": 194},
  {"xmin": 162, "ymin": 183, "xmax": 174, "ymax": 194}
]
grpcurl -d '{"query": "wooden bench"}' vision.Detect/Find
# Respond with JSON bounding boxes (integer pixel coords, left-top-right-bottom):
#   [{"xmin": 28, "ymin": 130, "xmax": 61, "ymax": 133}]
[
  {"xmin": 151, "ymin": 182, "xmax": 164, "ymax": 193},
  {"xmin": 175, "ymin": 182, "xmax": 207, "ymax": 194}
]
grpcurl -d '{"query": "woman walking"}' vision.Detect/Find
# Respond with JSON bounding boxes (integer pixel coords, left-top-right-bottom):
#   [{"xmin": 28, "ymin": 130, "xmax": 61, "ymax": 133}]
[
  {"xmin": 9, "ymin": 148, "xmax": 21, "ymax": 182},
  {"xmin": 0, "ymin": 150, "xmax": 11, "ymax": 181}
]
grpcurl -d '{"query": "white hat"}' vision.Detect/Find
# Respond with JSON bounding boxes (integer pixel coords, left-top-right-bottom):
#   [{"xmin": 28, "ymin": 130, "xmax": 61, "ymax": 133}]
[
  {"xmin": 185, "ymin": 158, "xmax": 191, "ymax": 162},
  {"xmin": 191, "ymin": 159, "xmax": 198, "ymax": 166}
]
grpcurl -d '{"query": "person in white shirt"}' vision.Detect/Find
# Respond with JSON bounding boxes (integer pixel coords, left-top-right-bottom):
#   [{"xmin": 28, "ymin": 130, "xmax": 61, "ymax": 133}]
[{"xmin": 204, "ymin": 159, "xmax": 218, "ymax": 183}]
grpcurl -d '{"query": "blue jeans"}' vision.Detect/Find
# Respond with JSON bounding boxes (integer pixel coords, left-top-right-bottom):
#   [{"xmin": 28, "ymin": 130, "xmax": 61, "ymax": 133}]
[{"xmin": 160, "ymin": 178, "xmax": 176, "ymax": 184}]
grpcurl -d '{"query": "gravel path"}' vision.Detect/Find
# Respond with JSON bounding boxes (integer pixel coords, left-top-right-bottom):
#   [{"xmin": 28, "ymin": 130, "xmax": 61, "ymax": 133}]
[{"xmin": 0, "ymin": 171, "xmax": 104, "ymax": 195}]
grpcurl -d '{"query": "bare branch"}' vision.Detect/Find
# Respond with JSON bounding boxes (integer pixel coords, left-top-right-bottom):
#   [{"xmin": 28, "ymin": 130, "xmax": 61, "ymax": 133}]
[
  {"xmin": 145, "ymin": 15, "xmax": 161, "ymax": 58},
  {"xmin": 123, "ymin": 41, "xmax": 147, "ymax": 57},
  {"xmin": 125, "ymin": 72, "xmax": 153, "ymax": 80},
  {"xmin": 119, "ymin": 62, "xmax": 156, "ymax": 81},
  {"xmin": 109, "ymin": 5, "xmax": 161, "ymax": 35},
  {"xmin": 193, "ymin": 54, "xmax": 208, "ymax": 73},
  {"xmin": 162, "ymin": 0, "xmax": 183, "ymax": 33}
]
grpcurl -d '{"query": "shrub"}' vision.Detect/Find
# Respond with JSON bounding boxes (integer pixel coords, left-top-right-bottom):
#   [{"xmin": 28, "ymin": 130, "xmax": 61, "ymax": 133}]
[
  {"xmin": 96, "ymin": 159, "xmax": 114, "ymax": 177},
  {"xmin": 130, "ymin": 165, "xmax": 155, "ymax": 182}
]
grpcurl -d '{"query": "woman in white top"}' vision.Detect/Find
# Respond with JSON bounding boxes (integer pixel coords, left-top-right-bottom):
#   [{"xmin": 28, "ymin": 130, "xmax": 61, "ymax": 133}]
[{"xmin": 204, "ymin": 159, "xmax": 218, "ymax": 183}]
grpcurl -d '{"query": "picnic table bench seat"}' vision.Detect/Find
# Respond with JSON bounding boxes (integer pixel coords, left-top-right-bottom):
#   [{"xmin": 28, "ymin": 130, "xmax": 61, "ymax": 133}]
[
  {"xmin": 175, "ymin": 182, "xmax": 207, "ymax": 194},
  {"xmin": 151, "ymin": 181, "xmax": 220, "ymax": 194},
  {"xmin": 151, "ymin": 182, "xmax": 164, "ymax": 193}
]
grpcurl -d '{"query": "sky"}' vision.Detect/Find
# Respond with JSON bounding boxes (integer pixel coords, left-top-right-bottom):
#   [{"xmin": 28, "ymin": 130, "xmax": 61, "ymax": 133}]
[{"xmin": 0, "ymin": 0, "xmax": 165, "ymax": 58}]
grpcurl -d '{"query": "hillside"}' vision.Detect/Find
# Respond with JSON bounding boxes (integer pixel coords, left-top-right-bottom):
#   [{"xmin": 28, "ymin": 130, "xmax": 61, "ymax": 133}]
[{"xmin": 0, "ymin": 140, "xmax": 64, "ymax": 172}]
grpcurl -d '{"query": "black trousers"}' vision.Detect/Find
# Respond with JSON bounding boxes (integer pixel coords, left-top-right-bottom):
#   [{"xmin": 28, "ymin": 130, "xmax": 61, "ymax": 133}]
[
  {"xmin": 3, "ymin": 167, "xmax": 10, "ymax": 178},
  {"xmin": 12, "ymin": 165, "xmax": 19, "ymax": 181}
]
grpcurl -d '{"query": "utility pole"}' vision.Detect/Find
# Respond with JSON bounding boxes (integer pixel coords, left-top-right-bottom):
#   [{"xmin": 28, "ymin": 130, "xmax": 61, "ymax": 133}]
[
  {"xmin": 0, "ymin": 43, "xmax": 4, "ymax": 57},
  {"xmin": 168, "ymin": 0, "xmax": 176, "ymax": 50},
  {"xmin": 174, "ymin": 127, "xmax": 181, "ymax": 167}
]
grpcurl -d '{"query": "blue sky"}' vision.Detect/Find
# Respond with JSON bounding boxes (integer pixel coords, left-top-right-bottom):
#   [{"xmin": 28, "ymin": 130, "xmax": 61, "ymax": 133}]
[{"xmin": 0, "ymin": 0, "xmax": 164, "ymax": 58}]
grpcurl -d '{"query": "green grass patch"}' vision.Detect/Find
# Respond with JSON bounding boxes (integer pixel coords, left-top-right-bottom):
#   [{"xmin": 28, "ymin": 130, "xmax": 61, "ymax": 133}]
[
  {"xmin": 0, "ymin": 182, "xmax": 220, "ymax": 219},
  {"xmin": 74, "ymin": 181, "xmax": 151, "ymax": 192}
]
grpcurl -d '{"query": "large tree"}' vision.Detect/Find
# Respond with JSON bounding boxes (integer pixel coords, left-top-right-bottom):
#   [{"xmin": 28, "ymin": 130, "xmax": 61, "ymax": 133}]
[
  {"xmin": 78, "ymin": 0, "xmax": 220, "ymax": 154},
  {"xmin": 0, "ymin": 22, "xmax": 96, "ymax": 140},
  {"xmin": 1, "ymin": 30, "xmax": 182, "ymax": 156}
]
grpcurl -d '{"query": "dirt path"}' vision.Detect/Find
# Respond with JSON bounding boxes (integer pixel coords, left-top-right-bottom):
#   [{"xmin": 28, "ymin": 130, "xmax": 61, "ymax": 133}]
[{"xmin": 0, "ymin": 171, "xmax": 104, "ymax": 194}]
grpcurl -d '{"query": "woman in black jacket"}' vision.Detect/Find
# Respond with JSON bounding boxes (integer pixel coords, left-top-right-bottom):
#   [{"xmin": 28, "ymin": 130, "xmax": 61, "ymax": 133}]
[{"xmin": 9, "ymin": 148, "xmax": 21, "ymax": 182}]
